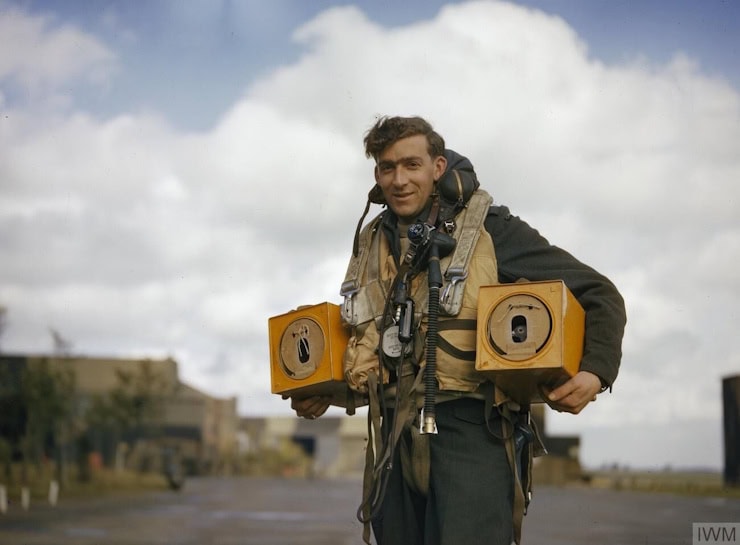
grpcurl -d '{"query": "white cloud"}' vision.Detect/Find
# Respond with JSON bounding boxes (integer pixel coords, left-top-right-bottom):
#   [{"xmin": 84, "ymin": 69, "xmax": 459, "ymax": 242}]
[
  {"xmin": 1, "ymin": 1, "xmax": 738, "ymax": 469},
  {"xmin": 0, "ymin": 6, "xmax": 116, "ymax": 101}
]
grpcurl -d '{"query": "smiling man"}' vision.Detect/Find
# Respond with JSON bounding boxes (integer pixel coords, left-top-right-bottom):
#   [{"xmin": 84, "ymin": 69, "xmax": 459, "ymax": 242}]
[
  {"xmin": 373, "ymin": 133, "xmax": 447, "ymax": 221},
  {"xmin": 289, "ymin": 115, "xmax": 626, "ymax": 545}
]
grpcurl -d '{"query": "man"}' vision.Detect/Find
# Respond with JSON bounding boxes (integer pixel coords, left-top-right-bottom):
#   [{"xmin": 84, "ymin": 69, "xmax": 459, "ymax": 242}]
[{"xmin": 290, "ymin": 116, "xmax": 626, "ymax": 545}]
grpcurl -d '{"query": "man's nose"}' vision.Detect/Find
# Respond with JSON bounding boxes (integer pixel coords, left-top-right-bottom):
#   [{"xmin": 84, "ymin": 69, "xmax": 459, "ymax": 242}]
[{"xmin": 392, "ymin": 167, "xmax": 406, "ymax": 186}]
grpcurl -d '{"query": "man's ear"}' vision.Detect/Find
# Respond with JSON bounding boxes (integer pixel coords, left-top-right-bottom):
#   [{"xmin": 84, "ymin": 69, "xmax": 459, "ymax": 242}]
[
  {"xmin": 433, "ymin": 155, "xmax": 448, "ymax": 181},
  {"xmin": 374, "ymin": 165, "xmax": 380, "ymax": 183}
]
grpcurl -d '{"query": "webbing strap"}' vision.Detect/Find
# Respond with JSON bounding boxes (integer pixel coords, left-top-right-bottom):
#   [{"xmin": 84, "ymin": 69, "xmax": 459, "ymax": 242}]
[
  {"xmin": 483, "ymin": 383, "xmax": 526, "ymax": 545},
  {"xmin": 434, "ymin": 318, "xmax": 478, "ymax": 360},
  {"xmin": 346, "ymin": 215, "xmax": 379, "ymax": 282},
  {"xmin": 445, "ymin": 190, "xmax": 492, "ymax": 276},
  {"xmin": 396, "ymin": 368, "xmax": 429, "ymax": 496},
  {"xmin": 357, "ymin": 366, "xmax": 424, "ymax": 544},
  {"xmin": 436, "ymin": 336, "xmax": 476, "ymax": 361},
  {"xmin": 502, "ymin": 415, "xmax": 526, "ymax": 545},
  {"xmin": 358, "ymin": 372, "xmax": 385, "ymax": 544},
  {"xmin": 410, "ymin": 190, "xmax": 492, "ymax": 316},
  {"xmin": 341, "ymin": 216, "xmax": 384, "ymax": 326},
  {"xmin": 436, "ymin": 318, "xmax": 477, "ymax": 330}
]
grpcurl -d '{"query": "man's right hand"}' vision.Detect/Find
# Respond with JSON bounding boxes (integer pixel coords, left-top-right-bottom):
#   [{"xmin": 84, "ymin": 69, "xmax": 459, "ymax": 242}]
[{"xmin": 282, "ymin": 395, "xmax": 332, "ymax": 419}]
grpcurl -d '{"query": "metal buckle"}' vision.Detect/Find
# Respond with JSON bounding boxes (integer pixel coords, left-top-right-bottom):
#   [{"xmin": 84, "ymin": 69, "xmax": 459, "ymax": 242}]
[
  {"xmin": 440, "ymin": 267, "xmax": 468, "ymax": 306},
  {"xmin": 340, "ymin": 280, "xmax": 359, "ymax": 322}
]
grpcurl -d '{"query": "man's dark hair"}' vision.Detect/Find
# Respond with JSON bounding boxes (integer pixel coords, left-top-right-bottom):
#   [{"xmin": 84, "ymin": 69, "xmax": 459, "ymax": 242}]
[{"xmin": 364, "ymin": 116, "xmax": 445, "ymax": 160}]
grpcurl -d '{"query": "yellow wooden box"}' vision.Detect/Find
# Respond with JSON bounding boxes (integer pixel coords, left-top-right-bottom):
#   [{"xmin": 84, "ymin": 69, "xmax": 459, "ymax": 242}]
[
  {"xmin": 268, "ymin": 302, "xmax": 352, "ymax": 406},
  {"xmin": 475, "ymin": 280, "xmax": 585, "ymax": 404}
]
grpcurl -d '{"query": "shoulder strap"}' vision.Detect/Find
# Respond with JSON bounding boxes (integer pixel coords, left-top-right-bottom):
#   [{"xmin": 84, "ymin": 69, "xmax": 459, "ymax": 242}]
[
  {"xmin": 445, "ymin": 189, "xmax": 492, "ymax": 274},
  {"xmin": 438, "ymin": 189, "xmax": 494, "ymax": 315},
  {"xmin": 340, "ymin": 214, "xmax": 386, "ymax": 326}
]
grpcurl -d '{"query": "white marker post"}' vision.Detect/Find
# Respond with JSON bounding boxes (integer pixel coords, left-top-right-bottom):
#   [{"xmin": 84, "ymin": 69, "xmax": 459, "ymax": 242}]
[
  {"xmin": 21, "ymin": 486, "xmax": 30, "ymax": 510},
  {"xmin": 0, "ymin": 485, "xmax": 7, "ymax": 514},
  {"xmin": 48, "ymin": 480, "xmax": 59, "ymax": 506}
]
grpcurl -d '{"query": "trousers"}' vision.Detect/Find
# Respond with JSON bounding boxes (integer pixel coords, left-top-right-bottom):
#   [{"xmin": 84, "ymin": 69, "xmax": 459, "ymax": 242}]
[{"xmin": 371, "ymin": 397, "xmax": 514, "ymax": 545}]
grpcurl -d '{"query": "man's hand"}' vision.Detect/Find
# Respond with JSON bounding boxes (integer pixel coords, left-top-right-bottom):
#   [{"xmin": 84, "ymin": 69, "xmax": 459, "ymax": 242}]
[
  {"xmin": 542, "ymin": 371, "xmax": 603, "ymax": 414},
  {"xmin": 281, "ymin": 395, "xmax": 332, "ymax": 419}
]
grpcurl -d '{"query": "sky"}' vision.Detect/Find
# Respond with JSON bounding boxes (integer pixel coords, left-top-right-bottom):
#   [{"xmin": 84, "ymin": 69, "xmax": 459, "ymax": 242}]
[{"xmin": 1, "ymin": 0, "xmax": 739, "ymax": 471}]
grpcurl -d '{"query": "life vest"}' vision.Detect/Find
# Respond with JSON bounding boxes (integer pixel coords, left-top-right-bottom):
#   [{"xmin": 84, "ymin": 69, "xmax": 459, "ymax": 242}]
[{"xmin": 340, "ymin": 189, "xmax": 498, "ymax": 395}]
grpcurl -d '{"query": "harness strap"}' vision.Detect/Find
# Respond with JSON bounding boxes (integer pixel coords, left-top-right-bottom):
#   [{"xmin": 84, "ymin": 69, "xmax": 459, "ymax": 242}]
[
  {"xmin": 357, "ymin": 364, "xmax": 424, "ymax": 544},
  {"xmin": 436, "ymin": 318, "xmax": 478, "ymax": 361},
  {"xmin": 436, "ymin": 318, "xmax": 477, "ymax": 330},
  {"xmin": 341, "ymin": 216, "xmax": 386, "ymax": 326},
  {"xmin": 502, "ymin": 414, "xmax": 527, "ymax": 545},
  {"xmin": 436, "ymin": 337, "xmax": 476, "ymax": 361},
  {"xmin": 352, "ymin": 199, "xmax": 373, "ymax": 257},
  {"xmin": 358, "ymin": 371, "xmax": 386, "ymax": 544},
  {"xmin": 445, "ymin": 190, "xmax": 491, "ymax": 273},
  {"xmin": 483, "ymin": 383, "xmax": 528, "ymax": 545},
  {"xmin": 396, "ymin": 367, "xmax": 429, "ymax": 495},
  {"xmin": 408, "ymin": 191, "xmax": 492, "ymax": 317}
]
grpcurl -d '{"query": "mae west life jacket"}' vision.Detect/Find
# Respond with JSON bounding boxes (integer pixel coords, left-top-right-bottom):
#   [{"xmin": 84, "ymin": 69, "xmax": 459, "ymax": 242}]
[{"xmin": 339, "ymin": 189, "xmax": 499, "ymax": 395}]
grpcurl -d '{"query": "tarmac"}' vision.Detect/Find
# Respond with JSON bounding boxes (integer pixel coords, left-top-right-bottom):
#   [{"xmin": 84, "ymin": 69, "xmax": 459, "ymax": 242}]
[{"xmin": 0, "ymin": 476, "xmax": 737, "ymax": 544}]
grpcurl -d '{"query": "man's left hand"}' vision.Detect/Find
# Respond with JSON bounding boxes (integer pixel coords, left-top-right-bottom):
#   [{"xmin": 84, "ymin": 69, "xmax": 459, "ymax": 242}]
[{"xmin": 542, "ymin": 371, "xmax": 602, "ymax": 414}]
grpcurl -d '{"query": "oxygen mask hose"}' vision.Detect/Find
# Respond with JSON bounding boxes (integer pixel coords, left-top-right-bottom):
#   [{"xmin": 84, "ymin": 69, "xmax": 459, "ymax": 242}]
[
  {"xmin": 421, "ymin": 241, "xmax": 443, "ymax": 435},
  {"xmin": 407, "ymin": 221, "xmax": 455, "ymax": 435}
]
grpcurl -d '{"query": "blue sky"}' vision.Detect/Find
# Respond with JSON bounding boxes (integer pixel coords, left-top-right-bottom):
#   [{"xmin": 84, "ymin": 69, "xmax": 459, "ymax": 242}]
[
  {"xmin": 1, "ymin": 0, "xmax": 739, "ymax": 471},
  {"xmin": 7, "ymin": 0, "xmax": 739, "ymax": 129}
]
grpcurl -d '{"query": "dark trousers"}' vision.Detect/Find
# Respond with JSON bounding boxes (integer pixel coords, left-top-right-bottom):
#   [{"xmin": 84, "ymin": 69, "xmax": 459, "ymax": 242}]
[{"xmin": 372, "ymin": 397, "xmax": 514, "ymax": 545}]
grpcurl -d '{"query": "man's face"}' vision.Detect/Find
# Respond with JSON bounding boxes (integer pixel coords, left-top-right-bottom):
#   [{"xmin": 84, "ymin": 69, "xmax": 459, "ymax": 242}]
[{"xmin": 374, "ymin": 134, "xmax": 447, "ymax": 222}]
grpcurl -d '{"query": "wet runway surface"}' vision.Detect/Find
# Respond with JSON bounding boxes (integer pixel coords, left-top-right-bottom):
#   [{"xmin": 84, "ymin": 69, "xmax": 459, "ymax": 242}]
[{"xmin": 0, "ymin": 476, "xmax": 737, "ymax": 544}]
